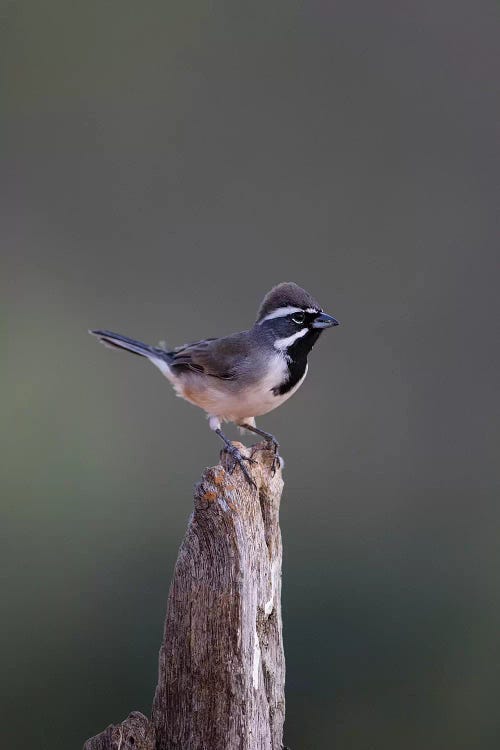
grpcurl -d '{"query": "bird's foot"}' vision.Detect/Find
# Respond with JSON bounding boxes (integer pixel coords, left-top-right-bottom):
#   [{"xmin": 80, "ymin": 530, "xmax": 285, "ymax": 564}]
[
  {"xmin": 257, "ymin": 435, "xmax": 281, "ymax": 475},
  {"xmin": 270, "ymin": 445, "xmax": 282, "ymax": 476},
  {"xmin": 225, "ymin": 444, "xmax": 257, "ymax": 489},
  {"xmin": 238, "ymin": 423, "xmax": 283, "ymax": 475}
]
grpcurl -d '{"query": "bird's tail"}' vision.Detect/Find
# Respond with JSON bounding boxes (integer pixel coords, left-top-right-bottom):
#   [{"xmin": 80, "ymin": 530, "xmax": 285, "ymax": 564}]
[{"xmin": 89, "ymin": 329, "xmax": 172, "ymax": 371}]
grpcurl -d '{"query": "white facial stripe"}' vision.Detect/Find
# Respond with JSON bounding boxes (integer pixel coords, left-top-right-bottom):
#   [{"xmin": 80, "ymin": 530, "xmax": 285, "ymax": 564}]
[
  {"xmin": 274, "ymin": 327, "xmax": 309, "ymax": 351},
  {"xmin": 259, "ymin": 306, "xmax": 303, "ymax": 324},
  {"xmin": 306, "ymin": 307, "xmax": 319, "ymax": 314}
]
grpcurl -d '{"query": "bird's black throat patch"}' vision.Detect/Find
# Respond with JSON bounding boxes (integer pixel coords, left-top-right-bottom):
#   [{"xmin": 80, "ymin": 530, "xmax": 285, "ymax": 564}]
[
  {"xmin": 272, "ymin": 328, "xmax": 321, "ymax": 396},
  {"xmin": 273, "ymin": 357, "xmax": 308, "ymax": 396}
]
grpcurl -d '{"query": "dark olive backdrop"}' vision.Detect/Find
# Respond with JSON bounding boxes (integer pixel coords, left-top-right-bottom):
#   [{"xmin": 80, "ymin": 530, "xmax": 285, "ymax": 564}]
[{"xmin": 2, "ymin": 2, "xmax": 499, "ymax": 748}]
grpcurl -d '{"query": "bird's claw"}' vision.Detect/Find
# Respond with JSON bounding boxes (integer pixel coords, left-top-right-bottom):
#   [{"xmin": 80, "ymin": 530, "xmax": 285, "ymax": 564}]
[
  {"xmin": 226, "ymin": 445, "xmax": 257, "ymax": 489},
  {"xmin": 266, "ymin": 437, "xmax": 281, "ymax": 475},
  {"xmin": 270, "ymin": 454, "xmax": 281, "ymax": 476},
  {"xmin": 251, "ymin": 436, "xmax": 281, "ymax": 475}
]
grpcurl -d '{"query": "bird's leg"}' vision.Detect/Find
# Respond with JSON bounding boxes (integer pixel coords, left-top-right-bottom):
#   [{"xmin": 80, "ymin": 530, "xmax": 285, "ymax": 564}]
[
  {"xmin": 215, "ymin": 428, "xmax": 257, "ymax": 488},
  {"xmin": 239, "ymin": 423, "xmax": 281, "ymax": 475}
]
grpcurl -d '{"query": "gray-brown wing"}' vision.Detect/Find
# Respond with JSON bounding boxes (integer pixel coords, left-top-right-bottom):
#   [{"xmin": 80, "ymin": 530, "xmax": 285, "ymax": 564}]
[{"xmin": 169, "ymin": 333, "xmax": 251, "ymax": 380}]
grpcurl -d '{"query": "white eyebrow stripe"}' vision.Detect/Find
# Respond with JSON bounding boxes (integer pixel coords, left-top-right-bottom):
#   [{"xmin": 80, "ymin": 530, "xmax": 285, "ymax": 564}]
[
  {"xmin": 274, "ymin": 327, "xmax": 309, "ymax": 350},
  {"xmin": 306, "ymin": 307, "xmax": 319, "ymax": 314},
  {"xmin": 259, "ymin": 306, "xmax": 304, "ymax": 324}
]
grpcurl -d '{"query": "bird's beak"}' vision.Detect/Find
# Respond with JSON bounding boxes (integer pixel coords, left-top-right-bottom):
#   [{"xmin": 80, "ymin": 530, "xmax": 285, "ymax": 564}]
[{"xmin": 312, "ymin": 312, "xmax": 340, "ymax": 329}]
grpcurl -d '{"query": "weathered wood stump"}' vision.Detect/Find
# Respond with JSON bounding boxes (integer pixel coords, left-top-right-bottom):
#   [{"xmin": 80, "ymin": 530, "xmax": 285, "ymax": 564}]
[
  {"xmin": 84, "ymin": 441, "xmax": 285, "ymax": 750},
  {"xmin": 84, "ymin": 712, "xmax": 155, "ymax": 750}
]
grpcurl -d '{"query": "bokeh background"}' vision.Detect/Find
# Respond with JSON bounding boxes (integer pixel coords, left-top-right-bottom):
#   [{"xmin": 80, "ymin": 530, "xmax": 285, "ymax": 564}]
[{"xmin": 2, "ymin": 2, "xmax": 499, "ymax": 748}]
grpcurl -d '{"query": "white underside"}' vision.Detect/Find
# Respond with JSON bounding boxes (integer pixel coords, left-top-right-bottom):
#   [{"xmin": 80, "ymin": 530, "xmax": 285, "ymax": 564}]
[{"xmin": 150, "ymin": 353, "xmax": 308, "ymax": 426}]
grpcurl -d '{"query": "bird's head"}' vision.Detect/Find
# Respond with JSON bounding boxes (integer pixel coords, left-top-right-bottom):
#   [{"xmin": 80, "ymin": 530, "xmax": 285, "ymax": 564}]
[{"xmin": 256, "ymin": 282, "xmax": 339, "ymax": 358}]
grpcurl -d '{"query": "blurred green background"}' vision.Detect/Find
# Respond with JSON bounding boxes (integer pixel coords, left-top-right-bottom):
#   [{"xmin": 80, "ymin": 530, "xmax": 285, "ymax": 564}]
[{"xmin": 2, "ymin": 2, "xmax": 499, "ymax": 748}]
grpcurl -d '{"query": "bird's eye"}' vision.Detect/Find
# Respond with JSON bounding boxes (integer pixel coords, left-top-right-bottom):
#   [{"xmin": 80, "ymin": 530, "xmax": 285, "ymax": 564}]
[{"xmin": 291, "ymin": 311, "xmax": 305, "ymax": 325}]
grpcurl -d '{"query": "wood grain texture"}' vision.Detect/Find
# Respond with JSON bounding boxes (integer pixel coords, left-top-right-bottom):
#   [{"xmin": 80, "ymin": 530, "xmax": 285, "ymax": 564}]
[
  {"xmin": 83, "ymin": 712, "xmax": 155, "ymax": 750},
  {"xmin": 153, "ymin": 441, "xmax": 285, "ymax": 750},
  {"xmin": 83, "ymin": 441, "xmax": 285, "ymax": 750}
]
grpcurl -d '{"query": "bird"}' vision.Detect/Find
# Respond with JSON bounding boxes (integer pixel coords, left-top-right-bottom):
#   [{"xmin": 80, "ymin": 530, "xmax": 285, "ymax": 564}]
[{"xmin": 89, "ymin": 282, "xmax": 339, "ymax": 486}]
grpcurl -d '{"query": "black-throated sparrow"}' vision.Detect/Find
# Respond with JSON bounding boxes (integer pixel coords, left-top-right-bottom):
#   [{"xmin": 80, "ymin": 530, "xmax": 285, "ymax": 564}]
[{"xmin": 90, "ymin": 282, "xmax": 339, "ymax": 486}]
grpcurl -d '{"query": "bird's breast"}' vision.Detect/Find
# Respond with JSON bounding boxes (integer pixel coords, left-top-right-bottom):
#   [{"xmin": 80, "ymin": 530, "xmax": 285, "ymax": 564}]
[{"xmin": 172, "ymin": 353, "xmax": 307, "ymax": 421}]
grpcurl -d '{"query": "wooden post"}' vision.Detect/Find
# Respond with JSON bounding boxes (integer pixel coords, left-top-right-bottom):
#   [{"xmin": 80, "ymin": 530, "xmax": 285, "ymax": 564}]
[{"xmin": 84, "ymin": 441, "xmax": 285, "ymax": 750}]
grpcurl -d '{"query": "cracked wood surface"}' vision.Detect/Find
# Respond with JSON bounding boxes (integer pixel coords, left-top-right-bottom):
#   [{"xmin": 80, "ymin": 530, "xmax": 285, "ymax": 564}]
[{"xmin": 83, "ymin": 441, "xmax": 285, "ymax": 750}]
